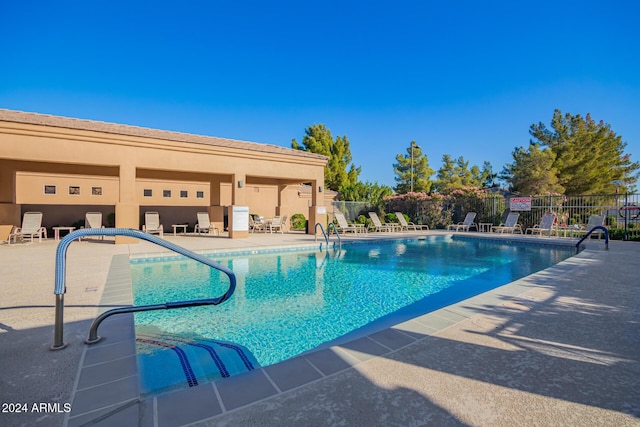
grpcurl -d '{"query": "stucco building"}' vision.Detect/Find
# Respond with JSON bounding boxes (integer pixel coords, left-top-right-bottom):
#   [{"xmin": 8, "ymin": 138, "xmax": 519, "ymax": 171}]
[{"xmin": 0, "ymin": 109, "xmax": 332, "ymax": 242}]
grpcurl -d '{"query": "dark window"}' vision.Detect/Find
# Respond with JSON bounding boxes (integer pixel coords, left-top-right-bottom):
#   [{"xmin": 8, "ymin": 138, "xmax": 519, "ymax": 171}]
[
  {"xmin": 180, "ymin": 190, "xmax": 188, "ymax": 198},
  {"xmin": 143, "ymin": 189, "xmax": 152, "ymax": 197},
  {"xmin": 92, "ymin": 187, "xmax": 103, "ymax": 196},
  {"xmin": 196, "ymin": 191, "xmax": 204, "ymax": 199},
  {"xmin": 69, "ymin": 186, "xmax": 80, "ymax": 195},
  {"xmin": 44, "ymin": 185, "xmax": 56, "ymax": 195},
  {"xmin": 163, "ymin": 190, "xmax": 171, "ymax": 198}
]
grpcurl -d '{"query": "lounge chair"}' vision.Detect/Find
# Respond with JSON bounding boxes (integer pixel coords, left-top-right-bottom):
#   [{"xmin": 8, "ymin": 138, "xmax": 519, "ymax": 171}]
[
  {"xmin": 194, "ymin": 212, "xmax": 219, "ymax": 236},
  {"xmin": 491, "ymin": 212, "xmax": 522, "ymax": 234},
  {"xmin": 81, "ymin": 212, "xmax": 105, "ymax": 240},
  {"xmin": 394, "ymin": 212, "xmax": 428, "ymax": 231},
  {"xmin": 142, "ymin": 211, "xmax": 164, "ymax": 237},
  {"xmin": 368, "ymin": 212, "xmax": 395, "ymax": 232},
  {"xmin": 578, "ymin": 215, "xmax": 606, "ymax": 240},
  {"xmin": 526, "ymin": 212, "xmax": 557, "ymax": 237},
  {"xmin": 334, "ymin": 211, "xmax": 366, "ymax": 233},
  {"xmin": 448, "ymin": 212, "xmax": 477, "ymax": 232},
  {"xmin": 9, "ymin": 211, "xmax": 47, "ymax": 244}
]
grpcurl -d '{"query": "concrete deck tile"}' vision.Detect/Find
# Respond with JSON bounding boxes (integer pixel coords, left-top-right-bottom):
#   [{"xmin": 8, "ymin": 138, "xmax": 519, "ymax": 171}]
[
  {"xmin": 302, "ymin": 348, "xmax": 354, "ymax": 376},
  {"xmin": 215, "ymin": 369, "xmax": 278, "ymax": 411},
  {"xmin": 263, "ymin": 356, "xmax": 323, "ymax": 392},
  {"xmin": 77, "ymin": 354, "xmax": 138, "ymax": 390},
  {"xmin": 155, "ymin": 383, "xmax": 222, "ymax": 427},
  {"xmin": 71, "ymin": 375, "xmax": 139, "ymax": 415}
]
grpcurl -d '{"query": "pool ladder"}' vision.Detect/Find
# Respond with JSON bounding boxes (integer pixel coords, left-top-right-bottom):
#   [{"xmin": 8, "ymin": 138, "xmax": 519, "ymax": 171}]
[
  {"xmin": 575, "ymin": 225, "xmax": 609, "ymax": 253},
  {"xmin": 51, "ymin": 228, "xmax": 236, "ymax": 350},
  {"xmin": 314, "ymin": 222, "xmax": 342, "ymax": 251}
]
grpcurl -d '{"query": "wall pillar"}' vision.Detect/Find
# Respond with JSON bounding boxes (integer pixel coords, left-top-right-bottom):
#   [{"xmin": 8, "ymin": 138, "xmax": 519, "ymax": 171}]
[
  {"xmin": 115, "ymin": 161, "xmax": 139, "ymax": 244},
  {"xmin": 0, "ymin": 161, "xmax": 20, "ymax": 225},
  {"xmin": 228, "ymin": 174, "xmax": 248, "ymax": 238},
  {"xmin": 307, "ymin": 180, "xmax": 326, "ymax": 236}
]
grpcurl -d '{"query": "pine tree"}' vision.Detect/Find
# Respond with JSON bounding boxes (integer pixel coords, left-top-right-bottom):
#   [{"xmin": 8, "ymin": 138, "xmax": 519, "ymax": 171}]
[
  {"xmin": 292, "ymin": 124, "xmax": 361, "ymax": 192},
  {"xmin": 527, "ymin": 110, "xmax": 638, "ymax": 194},
  {"xmin": 433, "ymin": 155, "xmax": 483, "ymax": 193},
  {"xmin": 501, "ymin": 143, "xmax": 564, "ymax": 195}
]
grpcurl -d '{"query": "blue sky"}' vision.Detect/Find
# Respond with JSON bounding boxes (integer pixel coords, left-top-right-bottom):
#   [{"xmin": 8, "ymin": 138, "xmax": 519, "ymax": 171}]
[{"xmin": 2, "ymin": 1, "xmax": 639, "ymax": 188}]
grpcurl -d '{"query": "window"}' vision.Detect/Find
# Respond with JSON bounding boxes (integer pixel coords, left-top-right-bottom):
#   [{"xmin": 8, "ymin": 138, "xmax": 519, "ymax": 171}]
[
  {"xmin": 44, "ymin": 185, "xmax": 56, "ymax": 195},
  {"xmin": 69, "ymin": 186, "xmax": 80, "ymax": 195},
  {"xmin": 180, "ymin": 190, "xmax": 188, "ymax": 198},
  {"xmin": 163, "ymin": 190, "xmax": 171, "ymax": 198},
  {"xmin": 196, "ymin": 191, "xmax": 204, "ymax": 199},
  {"xmin": 92, "ymin": 187, "xmax": 103, "ymax": 196},
  {"xmin": 143, "ymin": 189, "xmax": 152, "ymax": 197}
]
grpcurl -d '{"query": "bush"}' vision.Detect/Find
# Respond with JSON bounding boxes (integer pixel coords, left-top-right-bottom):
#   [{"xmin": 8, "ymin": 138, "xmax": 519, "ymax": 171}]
[{"xmin": 291, "ymin": 213, "xmax": 306, "ymax": 230}]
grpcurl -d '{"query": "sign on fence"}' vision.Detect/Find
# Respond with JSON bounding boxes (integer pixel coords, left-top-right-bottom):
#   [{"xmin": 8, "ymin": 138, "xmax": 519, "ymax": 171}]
[{"xmin": 510, "ymin": 197, "xmax": 532, "ymax": 211}]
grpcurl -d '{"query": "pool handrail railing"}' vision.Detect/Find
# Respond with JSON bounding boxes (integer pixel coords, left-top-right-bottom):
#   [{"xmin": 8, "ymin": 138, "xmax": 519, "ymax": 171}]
[
  {"xmin": 575, "ymin": 225, "xmax": 609, "ymax": 253},
  {"xmin": 51, "ymin": 228, "xmax": 236, "ymax": 350},
  {"xmin": 314, "ymin": 222, "xmax": 341, "ymax": 250}
]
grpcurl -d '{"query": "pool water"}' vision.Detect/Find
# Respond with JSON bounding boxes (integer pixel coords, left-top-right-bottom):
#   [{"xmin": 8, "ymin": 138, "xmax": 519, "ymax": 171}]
[{"xmin": 131, "ymin": 236, "xmax": 574, "ymax": 395}]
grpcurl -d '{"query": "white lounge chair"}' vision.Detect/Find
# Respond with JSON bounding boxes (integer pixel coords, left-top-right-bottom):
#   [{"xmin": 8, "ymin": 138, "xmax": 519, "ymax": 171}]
[
  {"xmin": 194, "ymin": 212, "xmax": 219, "ymax": 236},
  {"xmin": 448, "ymin": 212, "xmax": 477, "ymax": 232},
  {"xmin": 395, "ymin": 212, "xmax": 428, "ymax": 231},
  {"xmin": 368, "ymin": 212, "xmax": 395, "ymax": 232},
  {"xmin": 334, "ymin": 211, "xmax": 365, "ymax": 233},
  {"xmin": 9, "ymin": 211, "xmax": 47, "ymax": 244},
  {"xmin": 526, "ymin": 212, "xmax": 557, "ymax": 237},
  {"xmin": 578, "ymin": 215, "xmax": 606, "ymax": 240},
  {"xmin": 142, "ymin": 211, "xmax": 164, "ymax": 237},
  {"xmin": 81, "ymin": 212, "xmax": 105, "ymax": 240},
  {"xmin": 491, "ymin": 212, "xmax": 522, "ymax": 234}
]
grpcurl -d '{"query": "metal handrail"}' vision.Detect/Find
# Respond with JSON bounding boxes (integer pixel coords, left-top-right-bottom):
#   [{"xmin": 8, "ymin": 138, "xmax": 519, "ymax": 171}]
[
  {"xmin": 314, "ymin": 222, "xmax": 342, "ymax": 250},
  {"xmin": 314, "ymin": 222, "xmax": 329, "ymax": 248},
  {"xmin": 575, "ymin": 225, "xmax": 609, "ymax": 253},
  {"xmin": 51, "ymin": 228, "xmax": 236, "ymax": 350},
  {"xmin": 327, "ymin": 222, "xmax": 342, "ymax": 250}
]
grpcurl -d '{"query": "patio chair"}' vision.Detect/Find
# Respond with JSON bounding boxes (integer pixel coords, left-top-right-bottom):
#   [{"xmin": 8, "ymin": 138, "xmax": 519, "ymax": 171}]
[
  {"xmin": 81, "ymin": 212, "xmax": 105, "ymax": 240},
  {"xmin": 526, "ymin": 212, "xmax": 557, "ymax": 237},
  {"xmin": 269, "ymin": 216, "xmax": 284, "ymax": 233},
  {"xmin": 334, "ymin": 211, "xmax": 365, "ymax": 233},
  {"xmin": 368, "ymin": 212, "xmax": 394, "ymax": 232},
  {"xmin": 448, "ymin": 212, "xmax": 477, "ymax": 232},
  {"xmin": 579, "ymin": 215, "xmax": 606, "ymax": 240},
  {"xmin": 250, "ymin": 215, "xmax": 266, "ymax": 233},
  {"xmin": 394, "ymin": 212, "xmax": 428, "ymax": 231},
  {"xmin": 491, "ymin": 212, "xmax": 522, "ymax": 234},
  {"xmin": 9, "ymin": 211, "xmax": 47, "ymax": 244},
  {"xmin": 142, "ymin": 211, "xmax": 164, "ymax": 237},
  {"xmin": 194, "ymin": 212, "xmax": 219, "ymax": 236}
]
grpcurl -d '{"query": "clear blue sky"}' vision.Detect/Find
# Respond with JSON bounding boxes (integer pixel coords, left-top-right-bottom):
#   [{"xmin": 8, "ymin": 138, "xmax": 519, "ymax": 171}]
[{"xmin": 2, "ymin": 1, "xmax": 639, "ymax": 188}]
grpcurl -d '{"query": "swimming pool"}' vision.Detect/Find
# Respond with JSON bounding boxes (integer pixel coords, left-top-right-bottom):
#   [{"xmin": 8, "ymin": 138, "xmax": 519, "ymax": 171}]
[{"xmin": 131, "ymin": 236, "xmax": 574, "ymax": 395}]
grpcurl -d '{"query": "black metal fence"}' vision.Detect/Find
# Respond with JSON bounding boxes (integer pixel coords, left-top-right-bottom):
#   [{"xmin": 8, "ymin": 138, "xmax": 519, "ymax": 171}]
[{"xmin": 332, "ymin": 193, "xmax": 640, "ymax": 239}]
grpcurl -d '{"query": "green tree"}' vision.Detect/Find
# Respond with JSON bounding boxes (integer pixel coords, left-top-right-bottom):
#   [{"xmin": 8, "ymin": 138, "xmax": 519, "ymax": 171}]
[
  {"xmin": 292, "ymin": 124, "xmax": 361, "ymax": 192},
  {"xmin": 525, "ymin": 110, "xmax": 639, "ymax": 194},
  {"xmin": 339, "ymin": 181, "xmax": 393, "ymax": 203},
  {"xmin": 501, "ymin": 143, "xmax": 564, "ymax": 195},
  {"xmin": 393, "ymin": 141, "xmax": 434, "ymax": 194},
  {"xmin": 433, "ymin": 155, "xmax": 483, "ymax": 193}
]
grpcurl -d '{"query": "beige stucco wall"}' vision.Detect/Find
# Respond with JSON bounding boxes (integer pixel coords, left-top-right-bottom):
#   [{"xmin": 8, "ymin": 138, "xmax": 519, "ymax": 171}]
[{"xmin": 0, "ymin": 112, "xmax": 330, "ymax": 239}]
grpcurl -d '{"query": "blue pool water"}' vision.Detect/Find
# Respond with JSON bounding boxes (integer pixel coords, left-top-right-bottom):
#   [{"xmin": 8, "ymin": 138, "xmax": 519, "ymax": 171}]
[{"xmin": 131, "ymin": 236, "xmax": 574, "ymax": 395}]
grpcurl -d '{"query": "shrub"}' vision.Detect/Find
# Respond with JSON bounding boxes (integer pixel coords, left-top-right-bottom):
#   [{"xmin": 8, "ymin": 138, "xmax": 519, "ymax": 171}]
[{"xmin": 291, "ymin": 213, "xmax": 306, "ymax": 230}]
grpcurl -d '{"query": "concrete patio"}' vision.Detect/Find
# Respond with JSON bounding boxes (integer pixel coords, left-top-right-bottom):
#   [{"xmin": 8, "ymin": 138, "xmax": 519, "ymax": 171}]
[{"xmin": 0, "ymin": 231, "xmax": 638, "ymax": 426}]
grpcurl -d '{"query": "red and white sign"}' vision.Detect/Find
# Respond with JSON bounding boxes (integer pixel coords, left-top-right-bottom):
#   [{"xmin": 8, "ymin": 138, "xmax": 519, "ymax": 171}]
[{"xmin": 510, "ymin": 197, "xmax": 532, "ymax": 211}]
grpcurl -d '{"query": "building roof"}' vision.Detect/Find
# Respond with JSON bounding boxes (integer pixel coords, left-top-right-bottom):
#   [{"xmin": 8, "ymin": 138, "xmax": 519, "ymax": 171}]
[{"xmin": 0, "ymin": 109, "xmax": 328, "ymax": 161}]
